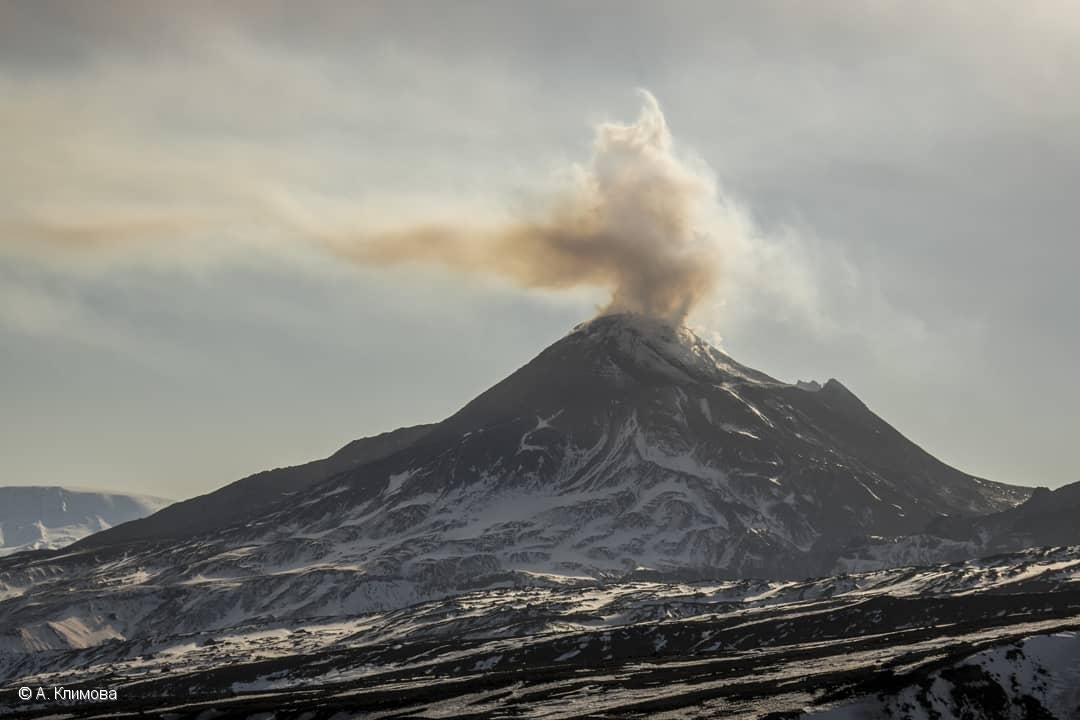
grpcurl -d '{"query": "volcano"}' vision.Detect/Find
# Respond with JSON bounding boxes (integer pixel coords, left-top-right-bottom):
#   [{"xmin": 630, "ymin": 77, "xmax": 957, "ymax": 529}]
[
  {"xmin": 0, "ymin": 315, "xmax": 1033, "ymax": 656},
  {"xmin": 76, "ymin": 314, "xmax": 1028, "ymax": 581},
  {"xmin": 192, "ymin": 311, "xmax": 1023, "ymax": 582}
]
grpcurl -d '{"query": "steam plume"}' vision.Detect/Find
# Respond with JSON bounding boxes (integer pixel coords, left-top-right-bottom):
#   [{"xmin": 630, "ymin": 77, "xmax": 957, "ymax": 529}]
[{"xmin": 312, "ymin": 91, "xmax": 721, "ymax": 323}]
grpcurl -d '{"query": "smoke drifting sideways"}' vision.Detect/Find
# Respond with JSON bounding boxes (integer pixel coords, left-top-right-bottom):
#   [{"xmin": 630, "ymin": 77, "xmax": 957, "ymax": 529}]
[{"xmin": 313, "ymin": 91, "xmax": 725, "ymax": 324}]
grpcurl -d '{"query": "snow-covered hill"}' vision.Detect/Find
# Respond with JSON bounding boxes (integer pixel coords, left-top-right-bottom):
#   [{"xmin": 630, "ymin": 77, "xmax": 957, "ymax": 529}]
[{"xmin": 0, "ymin": 487, "xmax": 171, "ymax": 557}]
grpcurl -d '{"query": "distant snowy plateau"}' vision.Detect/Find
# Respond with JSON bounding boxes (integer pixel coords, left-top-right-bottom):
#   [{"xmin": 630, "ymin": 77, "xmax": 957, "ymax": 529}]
[
  {"xmin": 0, "ymin": 487, "xmax": 170, "ymax": 558},
  {"xmin": 2, "ymin": 315, "xmax": 1079, "ymax": 718}
]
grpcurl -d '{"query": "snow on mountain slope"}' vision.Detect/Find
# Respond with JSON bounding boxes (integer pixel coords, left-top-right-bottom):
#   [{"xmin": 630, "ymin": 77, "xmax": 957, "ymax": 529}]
[{"xmin": 0, "ymin": 487, "xmax": 171, "ymax": 557}]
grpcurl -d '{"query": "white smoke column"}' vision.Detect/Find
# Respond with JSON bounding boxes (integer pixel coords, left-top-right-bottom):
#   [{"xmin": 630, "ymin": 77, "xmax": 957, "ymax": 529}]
[{"xmin": 308, "ymin": 91, "xmax": 724, "ymax": 323}]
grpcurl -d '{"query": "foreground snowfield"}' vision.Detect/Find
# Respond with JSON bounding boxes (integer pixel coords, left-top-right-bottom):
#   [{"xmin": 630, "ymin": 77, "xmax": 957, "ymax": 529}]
[{"xmin": 2, "ymin": 545, "xmax": 1079, "ymax": 718}]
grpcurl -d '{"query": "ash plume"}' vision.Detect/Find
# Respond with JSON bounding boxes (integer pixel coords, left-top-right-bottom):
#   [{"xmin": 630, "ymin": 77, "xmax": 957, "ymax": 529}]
[{"xmin": 312, "ymin": 91, "xmax": 723, "ymax": 323}]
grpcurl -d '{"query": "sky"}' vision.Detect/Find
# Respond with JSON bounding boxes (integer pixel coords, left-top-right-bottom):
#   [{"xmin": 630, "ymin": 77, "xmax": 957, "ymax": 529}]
[{"xmin": 1, "ymin": 1, "xmax": 1077, "ymax": 500}]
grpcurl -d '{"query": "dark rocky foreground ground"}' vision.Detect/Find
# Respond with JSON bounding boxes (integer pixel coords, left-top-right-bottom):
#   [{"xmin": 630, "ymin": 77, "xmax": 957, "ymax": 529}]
[{"xmin": 3, "ymin": 546, "xmax": 1080, "ymax": 719}]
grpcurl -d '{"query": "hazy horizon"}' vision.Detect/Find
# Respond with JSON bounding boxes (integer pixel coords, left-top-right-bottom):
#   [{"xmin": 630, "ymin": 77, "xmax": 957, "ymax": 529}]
[{"xmin": 2, "ymin": 1, "xmax": 1078, "ymax": 499}]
